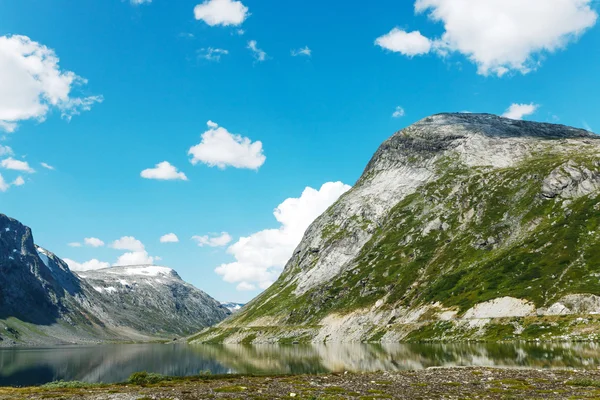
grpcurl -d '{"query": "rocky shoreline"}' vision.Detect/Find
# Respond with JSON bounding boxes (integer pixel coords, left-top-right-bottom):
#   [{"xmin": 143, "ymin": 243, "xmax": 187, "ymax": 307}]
[{"xmin": 3, "ymin": 368, "xmax": 600, "ymax": 399}]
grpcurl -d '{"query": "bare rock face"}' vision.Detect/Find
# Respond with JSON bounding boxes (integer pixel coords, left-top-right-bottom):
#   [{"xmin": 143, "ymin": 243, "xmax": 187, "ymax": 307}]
[
  {"xmin": 0, "ymin": 214, "xmax": 229, "ymax": 345},
  {"xmin": 542, "ymin": 160, "xmax": 600, "ymax": 199},
  {"xmin": 193, "ymin": 113, "xmax": 600, "ymax": 344}
]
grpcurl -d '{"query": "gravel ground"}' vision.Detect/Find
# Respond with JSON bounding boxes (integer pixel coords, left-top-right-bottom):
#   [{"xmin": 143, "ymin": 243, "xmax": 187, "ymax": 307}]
[{"xmin": 2, "ymin": 368, "xmax": 600, "ymax": 399}]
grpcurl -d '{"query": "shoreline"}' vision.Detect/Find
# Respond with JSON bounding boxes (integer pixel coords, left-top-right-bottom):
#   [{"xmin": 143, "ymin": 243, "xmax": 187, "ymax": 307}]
[{"xmin": 2, "ymin": 368, "xmax": 600, "ymax": 399}]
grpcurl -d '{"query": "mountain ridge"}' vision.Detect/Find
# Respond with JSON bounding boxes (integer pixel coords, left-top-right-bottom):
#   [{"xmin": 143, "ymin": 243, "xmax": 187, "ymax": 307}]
[
  {"xmin": 190, "ymin": 113, "xmax": 600, "ymax": 344},
  {"xmin": 0, "ymin": 213, "xmax": 229, "ymax": 346}
]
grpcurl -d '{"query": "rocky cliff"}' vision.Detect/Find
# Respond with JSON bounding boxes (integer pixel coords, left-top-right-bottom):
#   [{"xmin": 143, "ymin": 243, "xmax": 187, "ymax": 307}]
[
  {"xmin": 191, "ymin": 113, "xmax": 600, "ymax": 344},
  {"xmin": 0, "ymin": 214, "xmax": 229, "ymax": 346}
]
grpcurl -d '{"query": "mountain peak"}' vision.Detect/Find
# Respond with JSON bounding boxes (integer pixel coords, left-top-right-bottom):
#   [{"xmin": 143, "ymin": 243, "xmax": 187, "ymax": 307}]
[{"xmin": 408, "ymin": 113, "xmax": 595, "ymax": 139}]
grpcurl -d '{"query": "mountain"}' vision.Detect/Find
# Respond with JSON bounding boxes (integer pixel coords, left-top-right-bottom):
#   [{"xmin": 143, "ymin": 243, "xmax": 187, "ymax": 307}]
[
  {"xmin": 221, "ymin": 302, "xmax": 245, "ymax": 313},
  {"xmin": 0, "ymin": 214, "xmax": 229, "ymax": 346},
  {"xmin": 77, "ymin": 266, "xmax": 228, "ymax": 337},
  {"xmin": 191, "ymin": 113, "xmax": 600, "ymax": 344}
]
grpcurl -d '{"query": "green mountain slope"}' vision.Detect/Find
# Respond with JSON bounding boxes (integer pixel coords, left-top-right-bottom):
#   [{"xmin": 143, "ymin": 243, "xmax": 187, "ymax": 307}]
[{"xmin": 192, "ymin": 113, "xmax": 600, "ymax": 343}]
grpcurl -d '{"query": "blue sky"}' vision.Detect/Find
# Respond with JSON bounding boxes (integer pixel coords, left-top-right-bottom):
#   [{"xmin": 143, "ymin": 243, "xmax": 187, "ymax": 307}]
[{"xmin": 0, "ymin": 0, "xmax": 599, "ymax": 303}]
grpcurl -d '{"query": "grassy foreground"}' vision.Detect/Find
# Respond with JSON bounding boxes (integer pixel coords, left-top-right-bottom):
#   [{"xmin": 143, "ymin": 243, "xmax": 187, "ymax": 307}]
[{"xmin": 3, "ymin": 368, "xmax": 600, "ymax": 399}]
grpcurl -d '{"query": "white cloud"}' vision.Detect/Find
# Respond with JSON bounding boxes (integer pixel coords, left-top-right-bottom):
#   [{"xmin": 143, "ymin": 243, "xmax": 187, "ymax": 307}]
[
  {"xmin": 236, "ymin": 282, "xmax": 256, "ymax": 291},
  {"xmin": 247, "ymin": 40, "xmax": 267, "ymax": 62},
  {"xmin": 0, "ymin": 122, "xmax": 17, "ymax": 133},
  {"xmin": 65, "ymin": 258, "xmax": 111, "ymax": 272},
  {"xmin": 194, "ymin": 0, "xmax": 249, "ymax": 27},
  {"xmin": 131, "ymin": 0, "xmax": 151, "ymax": 4},
  {"xmin": 215, "ymin": 181, "xmax": 351, "ymax": 291},
  {"xmin": 1, "ymin": 158, "xmax": 35, "ymax": 173},
  {"xmin": 0, "ymin": 35, "xmax": 102, "ymax": 132},
  {"xmin": 0, "ymin": 174, "xmax": 8, "ymax": 192},
  {"xmin": 188, "ymin": 121, "xmax": 266, "ymax": 170},
  {"xmin": 192, "ymin": 232, "xmax": 232, "ymax": 247},
  {"xmin": 115, "ymin": 250, "xmax": 154, "ymax": 266},
  {"xmin": 141, "ymin": 161, "xmax": 188, "ymax": 181},
  {"xmin": 0, "ymin": 145, "xmax": 13, "ymax": 156},
  {"xmin": 111, "ymin": 236, "xmax": 145, "ymax": 252},
  {"xmin": 375, "ymin": 28, "xmax": 432, "ymax": 56},
  {"xmin": 40, "ymin": 162, "xmax": 54, "ymax": 170},
  {"xmin": 378, "ymin": 0, "xmax": 597, "ymax": 76},
  {"xmin": 12, "ymin": 176, "xmax": 24, "ymax": 186},
  {"xmin": 199, "ymin": 47, "xmax": 229, "ymax": 62},
  {"xmin": 160, "ymin": 233, "xmax": 179, "ymax": 243},
  {"xmin": 392, "ymin": 106, "xmax": 405, "ymax": 118},
  {"xmin": 68, "ymin": 242, "xmax": 82, "ymax": 247},
  {"xmin": 502, "ymin": 103, "xmax": 539, "ymax": 120},
  {"xmin": 84, "ymin": 237, "xmax": 105, "ymax": 247},
  {"xmin": 109, "ymin": 236, "xmax": 156, "ymax": 265},
  {"xmin": 291, "ymin": 46, "xmax": 312, "ymax": 57}
]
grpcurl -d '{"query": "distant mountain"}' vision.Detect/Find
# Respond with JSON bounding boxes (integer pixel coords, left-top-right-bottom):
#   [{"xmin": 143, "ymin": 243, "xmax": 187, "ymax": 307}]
[
  {"xmin": 78, "ymin": 266, "xmax": 229, "ymax": 337},
  {"xmin": 192, "ymin": 113, "xmax": 600, "ymax": 344},
  {"xmin": 221, "ymin": 302, "xmax": 245, "ymax": 313},
  {"xmin": 0, "ymin": 214, "xmax": 229, "ymax": 346}
]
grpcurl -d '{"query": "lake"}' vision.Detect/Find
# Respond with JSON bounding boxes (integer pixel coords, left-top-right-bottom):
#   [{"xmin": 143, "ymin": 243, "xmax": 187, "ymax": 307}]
[{"xmin": 1, "ymin": 342, "xmax": 600, "ymax": 386}]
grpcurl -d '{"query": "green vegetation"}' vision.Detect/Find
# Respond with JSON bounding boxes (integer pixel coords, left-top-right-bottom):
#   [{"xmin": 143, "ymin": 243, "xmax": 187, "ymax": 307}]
[
  {"xmin": 194, "ymin": 147, "xmax": 600, "ymax": 344},
  {"xmin": 128, "ymin": 372, "xmax": 170, "ymax": 385},
  {"xmin": 41, "ymin": 381, "xmax": 102, "ymax": 389},
  {"xmin": 567, "ymin": 378, "xmax": 600, "ymax": 387}
]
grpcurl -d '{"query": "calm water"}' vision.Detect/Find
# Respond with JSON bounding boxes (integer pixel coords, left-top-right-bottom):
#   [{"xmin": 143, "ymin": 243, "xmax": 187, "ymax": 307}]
[{"xmin": 2, "ymin": 342, "xmax": 600, "ymax": 386}]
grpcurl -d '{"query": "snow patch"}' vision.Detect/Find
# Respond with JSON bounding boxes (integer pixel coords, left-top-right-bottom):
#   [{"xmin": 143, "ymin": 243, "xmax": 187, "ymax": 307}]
[{"xmin": 36, "ymin": 247, "xmax": 50, "ymax": 269}]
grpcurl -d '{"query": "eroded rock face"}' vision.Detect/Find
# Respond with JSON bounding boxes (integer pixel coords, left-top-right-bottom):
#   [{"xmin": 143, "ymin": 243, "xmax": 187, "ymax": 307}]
[
  {"xmin": 462, "ymin": 297, "xmax": 536, "ymax": 319},
  {"xmin": 542, "ymin": 161, "xmax": 600, "ymax": 199},
  {"xmin": 202, "ymin": 113, "xmax": 600, "ymax": 344}
]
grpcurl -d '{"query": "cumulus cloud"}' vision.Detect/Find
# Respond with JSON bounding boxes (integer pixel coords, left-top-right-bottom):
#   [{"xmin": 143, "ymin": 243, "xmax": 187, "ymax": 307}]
[
  {"xmin": 115, "ymin": 251, "xmax": 154, "ymax": 266},
  {"xmin": 84, "ymin": 237, "xmax": 105, "ymax": 247},
  {"xmin": 236, "ymin": 282, "xmax": 256, "ymax": 291},
  {"xmin": 377, "ymin": 0, "xmax": 598, "ymax": 76},
  {"xmin": 247, "ymin": 40, "xmax": 267, "ymax": 62},
  {"xmin": 194, "ymin": 0, "xmax": 249, "ymax": 27},
  {"xmin": 375, "ymin": 28, "xmax": 432, "ymax": 56},
  {"xmin": 0, "ymin": 35, "xmax": 102, "ymax": 132},
  {"xmin": 40, "ymin": 162, "xmax": 54, "ymax": 170},
  {"xmin": 502, "ymin": 103, "xmax": 539, "ymax": 120},
  {"xmin": 64, "ymin": 258, "xmax": 111, "ymax": 272},
  {"xmin": 192, "ymin": 232, "xmax": 232, "ymax": 247},
  {"xmin": 111, "ymin": 236, "xmax": 145, "ymax": 252},
  {"xmin": 141, "ymin": 161, "xmax": 188, "ymax": 181},
  {"xmin": 291, "ymin": 46, "xmax": 312, "ymax": 57},
  {"xmin": 1, "ymin": 158, "xmax": 35, "ymax": 173},
  {"xmin": 188, "ymin": 121, "xmax": 266, "ymax": 170},
  {"xmin": 199, "ymin": 47, "xmax": 229, "ymax": 62},
  {"xmin": 215, "ymin": 181, "xmax": 351, "ymax": 291},
  {"xmin": 12, "ymin": 176, "xmax": 24, "ymax": 186},
  {"xmin": 160, "ymin": 233, "xmax": 179, "ymax": 243},
  {"xmin": 392, "ymin": 106, "xmax": 405, "ymax": 118}
]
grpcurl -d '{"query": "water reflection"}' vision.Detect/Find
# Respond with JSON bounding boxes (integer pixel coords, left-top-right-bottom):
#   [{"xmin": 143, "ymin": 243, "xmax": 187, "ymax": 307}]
[{"xmin": 1, "ymin": 342, "xmax": 600, "ymax": 386}]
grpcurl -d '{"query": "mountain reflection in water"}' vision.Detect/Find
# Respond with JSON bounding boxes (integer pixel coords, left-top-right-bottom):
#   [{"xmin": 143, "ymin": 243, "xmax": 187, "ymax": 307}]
[{"xmin": 1, "ymin": 342, "xmax": 600, "ymax": 386}]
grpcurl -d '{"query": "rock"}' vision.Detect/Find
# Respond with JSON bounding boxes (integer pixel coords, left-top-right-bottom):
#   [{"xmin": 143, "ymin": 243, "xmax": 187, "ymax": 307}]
[
  {"xmin": 0, "ymin": 213, "xmax": 229, "ymax": 345},
  {"xmin": 542, "ymin": 161, "xmax": 600, "ymax": 199},
  {"xmin": 190, "ymin": 113, "xmax": 600, "ymax": 344}
]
